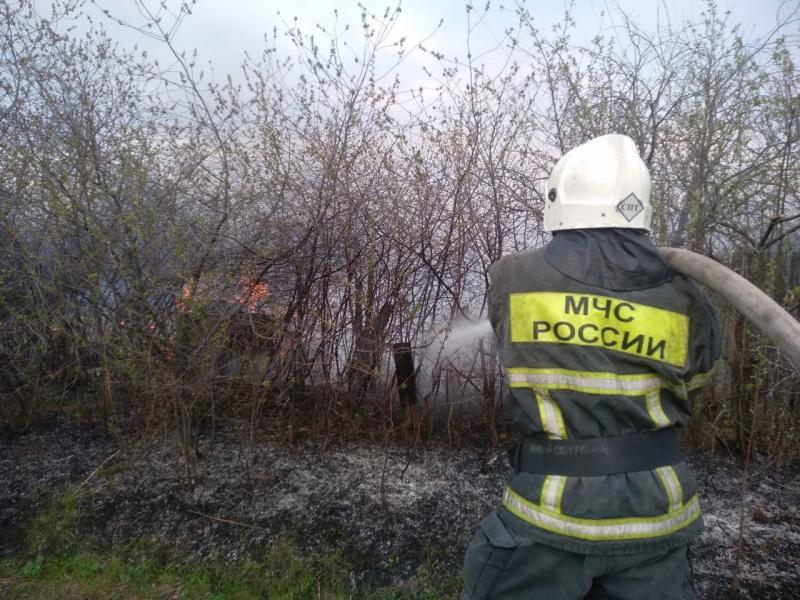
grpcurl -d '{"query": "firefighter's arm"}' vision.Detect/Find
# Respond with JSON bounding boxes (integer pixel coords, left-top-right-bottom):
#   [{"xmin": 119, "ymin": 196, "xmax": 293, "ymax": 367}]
[
  {"xmin": 684, "ymin": 284, "xmax": 723, "ymax": 398},
  {"xmin": 695, "ymin": 289, "xmax": 723, "ymax": 375}
]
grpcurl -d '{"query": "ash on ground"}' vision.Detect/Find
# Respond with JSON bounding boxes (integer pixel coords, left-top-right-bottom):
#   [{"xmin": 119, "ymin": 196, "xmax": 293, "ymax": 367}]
[{"xmin": 1, "ymin": 419, "xmax": 798, "ymax": 599}]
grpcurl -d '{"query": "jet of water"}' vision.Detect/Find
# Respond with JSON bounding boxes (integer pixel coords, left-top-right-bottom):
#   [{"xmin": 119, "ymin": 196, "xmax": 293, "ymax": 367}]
[{"xmin": 438, "ymin": 317, "xmax": 493, "ymax": 362}]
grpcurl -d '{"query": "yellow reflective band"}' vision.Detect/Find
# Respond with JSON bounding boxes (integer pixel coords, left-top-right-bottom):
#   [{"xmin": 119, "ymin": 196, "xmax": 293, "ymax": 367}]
[
  {"xmin": 646, "ymin": 390, "xmax": 672, "ymax": 428},
  {"xmin": 505, "ymin": 367, "xmax": 718, "ymax": 404},
  {"xmin": 687, "ymin": 364, "xmax": 718, "ymax": 391},
  {"xmin": 540, "ymin": 475, "xmax": 568, "ymax": 513},
  {"xmin": 535, "ymin": 389, "xmax": 567, "ymax": 439},
  {"xmin": 509, "ymin": 292, "xmax": 689, "ymax": 367},
  {"xmin": 661, "ymin": 364, "xmax": 718, "ymax": 401},
  {"xmin": 502, "ymin": 487, "xmax": 701, "ymax": 541},
  {"xmin": 508, "ymin": 368, "xmax": 664, "ymax": 396},
  {"xmin": 655, "ymin": 466, "xmax": 683, "ymax": 513}
]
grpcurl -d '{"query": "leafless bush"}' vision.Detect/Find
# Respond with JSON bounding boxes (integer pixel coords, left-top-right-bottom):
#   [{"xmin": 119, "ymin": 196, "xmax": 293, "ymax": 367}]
[{"xmin": 0, "ymin": 0, "xmax": 798, "ymax": 465}]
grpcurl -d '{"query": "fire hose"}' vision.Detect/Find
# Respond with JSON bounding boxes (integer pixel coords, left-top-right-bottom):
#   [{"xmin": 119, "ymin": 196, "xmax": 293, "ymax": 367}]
[{"xmin": 658, "ymin": 247, "xmax": 800, "ymax": 373}]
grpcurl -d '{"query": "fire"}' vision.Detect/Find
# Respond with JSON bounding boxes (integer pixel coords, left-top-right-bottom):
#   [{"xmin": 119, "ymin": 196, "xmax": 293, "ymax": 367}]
[
  {"xmin": 235, "ymin": 276, "xmax": 269, "ymax": 312},
  {"xmin": 177, "ymin": 278, "xmax": 268, "ymax": 313},
  {"xmin": 176, "ymin": 283, "xmax": 193, "ymax": 313},
  {"xmin": 163, "ymin": 276, "xmax": 270, "ymax": 365}
]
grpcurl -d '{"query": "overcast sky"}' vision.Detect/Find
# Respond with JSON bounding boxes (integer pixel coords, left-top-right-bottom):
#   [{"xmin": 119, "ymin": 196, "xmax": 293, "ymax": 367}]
[{"xmin": 43, "ymin": 0, "xmax": 796, "ymax": 89}]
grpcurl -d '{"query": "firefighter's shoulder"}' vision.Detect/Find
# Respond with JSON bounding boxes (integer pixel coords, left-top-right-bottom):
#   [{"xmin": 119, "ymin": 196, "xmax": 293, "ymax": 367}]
[{"xmin": 489, "ymin": 247, "xmax": 548, "ymax": 280}]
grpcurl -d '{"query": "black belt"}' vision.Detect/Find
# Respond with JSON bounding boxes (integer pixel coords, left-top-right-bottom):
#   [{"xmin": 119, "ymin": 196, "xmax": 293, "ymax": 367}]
[{"xmin": 508, "ymin": 428, "xmax": 682, "ymax": 476}]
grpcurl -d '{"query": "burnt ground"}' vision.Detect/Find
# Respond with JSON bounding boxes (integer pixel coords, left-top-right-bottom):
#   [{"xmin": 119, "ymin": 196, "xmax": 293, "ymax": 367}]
[{"xmin": 1, "ymin": 418, "xmax": 798, "ymax": 599}]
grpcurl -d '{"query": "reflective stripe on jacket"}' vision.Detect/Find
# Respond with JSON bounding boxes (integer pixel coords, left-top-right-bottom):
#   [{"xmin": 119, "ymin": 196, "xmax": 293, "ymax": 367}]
[{"xmin": 488, "ymin": 229, "xmax": 722, "ymax": 555}]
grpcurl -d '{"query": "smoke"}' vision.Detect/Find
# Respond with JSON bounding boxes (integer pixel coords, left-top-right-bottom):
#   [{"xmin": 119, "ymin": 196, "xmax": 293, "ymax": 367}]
[
  {"xmin": 414, "ymin": 316, "xmax": 495, "ymax": 406},
  {"xmin": 438, "ymin": 317, "xmax": 494, "ymax": 362}
]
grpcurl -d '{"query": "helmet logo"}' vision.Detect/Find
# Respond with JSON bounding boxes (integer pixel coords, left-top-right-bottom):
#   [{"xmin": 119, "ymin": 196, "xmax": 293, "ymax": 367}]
[{"xmin": 616, "ymin": 193, "xmax": 644, "ymax": 222}]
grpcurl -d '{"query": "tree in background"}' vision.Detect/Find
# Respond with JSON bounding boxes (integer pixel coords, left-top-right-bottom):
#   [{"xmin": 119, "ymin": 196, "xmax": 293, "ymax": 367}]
[{"xmin": 0, "ymin": 0, "xmax": 797, "ymax": 463}]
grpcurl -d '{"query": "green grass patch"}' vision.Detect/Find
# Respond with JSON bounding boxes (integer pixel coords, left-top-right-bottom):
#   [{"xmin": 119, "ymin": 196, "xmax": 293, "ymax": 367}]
[
  {"xmin": 3, "ymin": 485, "xmax": 461, "ymax": 599},
  {"xmin": 0, "ymin": 542, "xmax": 460, "ymax": 599},
  {"xmin": 0, "ymin": 541, "xmax": 347, "ymax": 599},
  {"xmin": 25, "ymin": 486, "xmax": 83, "ymax": 556}
]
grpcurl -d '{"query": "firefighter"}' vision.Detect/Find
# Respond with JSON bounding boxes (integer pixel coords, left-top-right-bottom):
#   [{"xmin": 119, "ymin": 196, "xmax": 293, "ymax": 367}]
[{"xmin": 461, "ymin": 134, "xmax": 722, "ymax": 599}]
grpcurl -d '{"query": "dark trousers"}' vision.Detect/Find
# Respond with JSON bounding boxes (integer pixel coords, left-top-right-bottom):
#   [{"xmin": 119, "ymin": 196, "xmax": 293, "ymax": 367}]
[{"xmin": 461, "ymin": 512, "xmax": 697, "ymax": 600}]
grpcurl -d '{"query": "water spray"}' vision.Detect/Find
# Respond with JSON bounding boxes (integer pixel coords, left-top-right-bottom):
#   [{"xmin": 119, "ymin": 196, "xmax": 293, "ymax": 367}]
[{"xmin": 438, "ymin": 318, "xmax": 493, "ymax": 361}]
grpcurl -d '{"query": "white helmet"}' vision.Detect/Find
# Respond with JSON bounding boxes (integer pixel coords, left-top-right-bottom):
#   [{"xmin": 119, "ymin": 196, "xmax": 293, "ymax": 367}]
[{"xmin": 544, "ymin": 134, "xmax": 652, "ymax": 232}]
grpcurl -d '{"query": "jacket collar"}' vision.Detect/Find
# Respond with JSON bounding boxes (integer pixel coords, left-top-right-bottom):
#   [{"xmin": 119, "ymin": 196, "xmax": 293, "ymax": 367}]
[{"xmin": 544, "ymin": 229, "xmax": 673, "ymax": 291}]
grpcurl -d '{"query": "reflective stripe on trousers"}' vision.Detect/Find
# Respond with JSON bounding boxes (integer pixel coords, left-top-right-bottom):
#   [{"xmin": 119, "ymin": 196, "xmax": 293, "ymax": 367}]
[{"xmin": 502, "ymin": 486, "xmax": 701, "ymax": 541}]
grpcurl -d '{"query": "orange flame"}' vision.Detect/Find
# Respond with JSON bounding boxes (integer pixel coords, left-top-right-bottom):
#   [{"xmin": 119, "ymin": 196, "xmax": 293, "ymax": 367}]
[{"xmin": 236, "ymin": 277, "xmax": 269, "ymax": 312}]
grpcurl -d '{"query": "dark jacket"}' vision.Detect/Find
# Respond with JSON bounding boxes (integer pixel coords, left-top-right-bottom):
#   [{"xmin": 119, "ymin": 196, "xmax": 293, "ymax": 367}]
[{"xmin": 488, "ymin": 229, "xmax": 722, "ymax": 555}]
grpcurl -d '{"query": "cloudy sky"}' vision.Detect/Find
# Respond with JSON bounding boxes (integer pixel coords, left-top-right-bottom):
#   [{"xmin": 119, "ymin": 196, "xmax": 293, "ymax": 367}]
[{"xmin": 42, "ymin": 0, "xmax": 796, "ymax": 89}]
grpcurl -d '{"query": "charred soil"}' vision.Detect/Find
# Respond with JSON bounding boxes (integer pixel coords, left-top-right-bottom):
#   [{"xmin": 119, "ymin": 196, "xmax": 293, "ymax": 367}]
[{"xmin": 1, "ymin": 418, "xmax": 798, "ymax": 598}]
